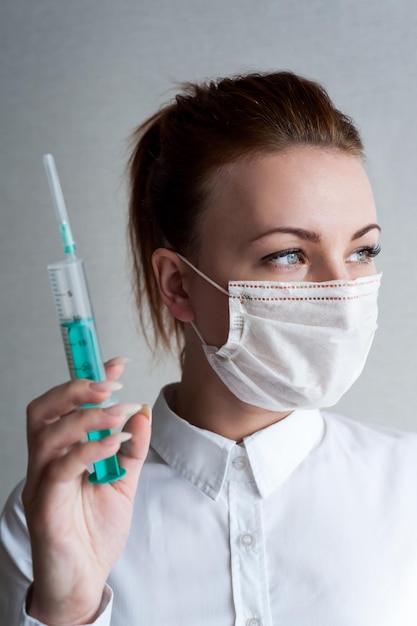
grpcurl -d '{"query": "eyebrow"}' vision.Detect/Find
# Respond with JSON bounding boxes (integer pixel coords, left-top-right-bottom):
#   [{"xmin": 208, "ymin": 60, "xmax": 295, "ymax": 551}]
[
  {"xmin": 351, "ymin": 223, "xmax": 381, "ymax": 240},
  {"xmin": 250, "ymin": 223, "xmax": 381, "ymax": 244}
]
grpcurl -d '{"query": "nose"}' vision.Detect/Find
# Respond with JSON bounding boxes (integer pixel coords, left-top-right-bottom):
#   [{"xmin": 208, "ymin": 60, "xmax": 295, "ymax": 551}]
[{"xmin": 310, "ymin": 258, "xmax": 350, "ymax": 283}]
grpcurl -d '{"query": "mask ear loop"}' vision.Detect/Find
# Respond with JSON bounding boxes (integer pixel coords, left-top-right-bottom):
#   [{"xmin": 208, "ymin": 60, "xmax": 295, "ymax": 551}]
[
  {"xmin": 177, "ymin": 253, "xmax": 229, "ymax": 296},
  {"xmin": 176, "ymin": 253, "xmax": 229, "ymax": 346},
  {"xmin": 189, "ymin": 321, "xmax": 207, "ymax": 345}
]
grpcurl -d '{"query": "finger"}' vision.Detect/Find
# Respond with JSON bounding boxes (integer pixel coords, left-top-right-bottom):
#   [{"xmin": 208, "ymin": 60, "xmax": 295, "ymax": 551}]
[
  {"xmin": 43, "ymin": 431, "xmax": 134, "ymax": 486},
  {"xmin": 27, "ymin": 403, "xmax": 143, "ymax": 477},
  {"xmin": 26, "ymin": 379, "xmax": 123, "ymax": 440},
  {"xmin": 116, "ymin": 405, "xmax": 152, "ymax": 493},
  {"xmin": 104, "ymin": 357, "xmax": 132, "ymax": 381}
]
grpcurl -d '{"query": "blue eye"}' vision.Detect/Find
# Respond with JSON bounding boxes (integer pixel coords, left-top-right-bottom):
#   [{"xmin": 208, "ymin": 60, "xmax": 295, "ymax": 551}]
[
  {"xmin": 349, "ymin": 250, "xmax": 367, "ymax": 262},
  {"xmin": 347, "ymin": 244, "xmax": 381, "ymax": 263},
  {"xmin": 265, "ymin": 249, "xmax": 305, "ymax": 266}
]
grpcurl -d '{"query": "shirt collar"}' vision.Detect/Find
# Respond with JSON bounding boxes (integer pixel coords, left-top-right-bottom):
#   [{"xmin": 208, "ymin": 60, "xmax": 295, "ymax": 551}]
[{"xmin": 151, "ymin": 383, "xmax": 324, "ymax": 501}]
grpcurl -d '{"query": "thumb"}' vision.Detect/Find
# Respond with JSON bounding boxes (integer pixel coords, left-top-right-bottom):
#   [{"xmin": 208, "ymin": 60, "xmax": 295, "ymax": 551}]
[{"xmin": 117, "ymin": 405, "xmax": 152, "ymax": 492}]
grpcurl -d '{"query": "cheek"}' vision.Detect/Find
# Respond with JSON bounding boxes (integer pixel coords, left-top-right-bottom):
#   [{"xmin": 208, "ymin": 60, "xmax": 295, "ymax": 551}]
[{"xmin": 192, "ymin": 284, "xmax": 230, "ymax": 347}]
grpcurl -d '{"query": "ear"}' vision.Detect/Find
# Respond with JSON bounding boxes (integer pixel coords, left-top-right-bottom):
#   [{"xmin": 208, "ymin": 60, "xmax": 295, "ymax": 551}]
[{"xmin": 151, "ymin": 248, "xmax": 195, "ymax": 322}]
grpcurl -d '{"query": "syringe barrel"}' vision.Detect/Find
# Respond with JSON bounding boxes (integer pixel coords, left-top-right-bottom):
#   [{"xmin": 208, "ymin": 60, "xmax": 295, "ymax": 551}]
[
  {"xmin": 48, "ymin": 258, "xmax": 93, "ymax": 321},
  {"xmin": 47, "ymin": 258, "xmax": 106, "ymax": 382}
]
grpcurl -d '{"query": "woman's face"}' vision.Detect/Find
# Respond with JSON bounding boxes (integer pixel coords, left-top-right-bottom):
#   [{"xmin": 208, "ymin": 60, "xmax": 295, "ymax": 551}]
[{"xmin": 185, "ymin": 146, "xmax": 380, "ymax": 347}]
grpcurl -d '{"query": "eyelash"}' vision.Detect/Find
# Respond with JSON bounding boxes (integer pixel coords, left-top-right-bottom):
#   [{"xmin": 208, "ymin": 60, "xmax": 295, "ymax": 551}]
[
  {"xmin": 262, "ymin": 243, "xmax": 382, "ymax": 266},
  {"xmin": 263, "ymin": 248, "xmax": 306, "ymax": 265},
  {"xmin": 349, "ymin": 243, "xmax": 382, "ymax": 263}
]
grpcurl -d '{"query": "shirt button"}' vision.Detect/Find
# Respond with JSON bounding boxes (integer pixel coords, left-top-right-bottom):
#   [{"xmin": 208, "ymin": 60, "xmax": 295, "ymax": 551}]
[
  {"xmin": 232, "ymin": 456, "xmax": 248, "ymax": 470},
  {"xmin": 239, "ymin": 532, "xmax": 255, "ymax": 549},
  {"xmin": 246, "ymin": 619, "xmax": 261, "ymax": 626}
]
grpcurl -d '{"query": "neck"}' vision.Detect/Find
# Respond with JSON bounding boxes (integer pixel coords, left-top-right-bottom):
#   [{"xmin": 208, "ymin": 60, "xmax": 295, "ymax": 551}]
[{"xmin": 173, "ymin": 342, "xmax": 291, "ymax": 441}]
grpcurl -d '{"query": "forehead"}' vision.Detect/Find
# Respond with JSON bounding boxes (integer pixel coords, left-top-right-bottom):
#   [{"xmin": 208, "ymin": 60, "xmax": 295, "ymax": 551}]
[{"xmin": 199, "ymin": 147, "xmax": 376, "ymax": 248}]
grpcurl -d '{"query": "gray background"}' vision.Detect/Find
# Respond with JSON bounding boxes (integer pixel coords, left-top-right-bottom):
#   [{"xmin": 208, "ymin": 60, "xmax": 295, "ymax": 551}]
[{"xmin": 1, "ymin": 0, "xmax": 416, "ymax": 509}]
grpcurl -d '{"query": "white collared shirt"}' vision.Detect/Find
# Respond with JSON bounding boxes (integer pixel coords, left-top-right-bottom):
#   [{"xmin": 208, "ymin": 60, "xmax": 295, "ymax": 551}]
[{"xmin": 2, "ymin": 383, "xmax": 417, "ymax": 625}]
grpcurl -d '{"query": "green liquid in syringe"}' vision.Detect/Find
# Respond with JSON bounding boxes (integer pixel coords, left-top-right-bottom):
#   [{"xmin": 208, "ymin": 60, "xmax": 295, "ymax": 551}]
[
  {"xmin": 61, "ymin": 317, "xmax": 102, "ymax": 380},
  {"xmin": 61, "ymin": 318, "xmax": 125, "ymax": 483}
]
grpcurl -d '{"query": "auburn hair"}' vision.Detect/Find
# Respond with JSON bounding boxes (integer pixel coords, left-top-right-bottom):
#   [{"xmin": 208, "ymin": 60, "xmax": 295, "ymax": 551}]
[{"xmin": 128, "ymin": 71, "xmax": 364, "ymax": 354}]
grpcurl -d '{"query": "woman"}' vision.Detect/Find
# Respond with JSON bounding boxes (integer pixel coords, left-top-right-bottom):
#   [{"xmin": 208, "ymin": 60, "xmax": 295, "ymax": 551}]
[{"xmin": 2, "ymin": 71, "xmax": 417, "ymax": 625}]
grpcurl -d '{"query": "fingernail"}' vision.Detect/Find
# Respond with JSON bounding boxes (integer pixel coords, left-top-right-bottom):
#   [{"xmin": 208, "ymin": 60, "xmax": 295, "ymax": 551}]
[
  {"xmin": 116, "ymin": 432, "xmax": 133, "ymax": 443},
  {"xmin": 106, "ymin": 356, "xmax": 132, "ymax": 366},
  {"xmin": 104, "ymin": 403, "xmax": 144, "ymax": 417},
  {"xmin": 102, "ymin": 431, "xmax": 132, "ymax": 446},
  {"xmin": 90, "ymin": 380, "xmax": 123, "ymax": 393},
  {"xmin": 140, "ymin": 403, "xmax": 152, "ymax": 424}
]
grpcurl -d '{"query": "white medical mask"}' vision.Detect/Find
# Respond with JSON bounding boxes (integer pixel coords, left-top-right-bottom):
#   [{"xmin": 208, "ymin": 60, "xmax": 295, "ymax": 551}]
[{"xmin": 180, "ymin": 255, "xmax": 381, "ymax": 412}]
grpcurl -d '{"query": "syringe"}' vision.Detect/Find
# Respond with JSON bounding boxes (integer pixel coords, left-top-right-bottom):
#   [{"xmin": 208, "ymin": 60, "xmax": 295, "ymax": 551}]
[{"xmin": 43, "ymin": 153, "xmax": 126, "ymax": 484}]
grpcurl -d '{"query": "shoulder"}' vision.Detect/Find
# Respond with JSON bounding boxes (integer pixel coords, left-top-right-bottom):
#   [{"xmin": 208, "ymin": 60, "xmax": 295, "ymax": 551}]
[
  {"xmin": 322, "ymin": 409, "xmax": 417, "ymax": 442},
  {"xmin": 320, "ymin": 410, "xmax": 417, "ymax": 471}
]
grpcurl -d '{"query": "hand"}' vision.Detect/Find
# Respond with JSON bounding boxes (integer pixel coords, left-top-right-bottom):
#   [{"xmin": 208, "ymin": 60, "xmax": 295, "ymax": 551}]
[{"xmin": 22, "ymin": 357, "xmax": 152, "ymax": 626}]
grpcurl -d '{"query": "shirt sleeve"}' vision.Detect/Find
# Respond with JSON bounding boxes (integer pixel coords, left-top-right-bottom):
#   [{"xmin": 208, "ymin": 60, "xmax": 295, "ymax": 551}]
[
  {"xmin": 18, "ymin": 586, "xmax": 113, "ymax": 626},
  {"xmin": 0, "ymin": 481, "xmax": 113, "ymax": 626}
]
